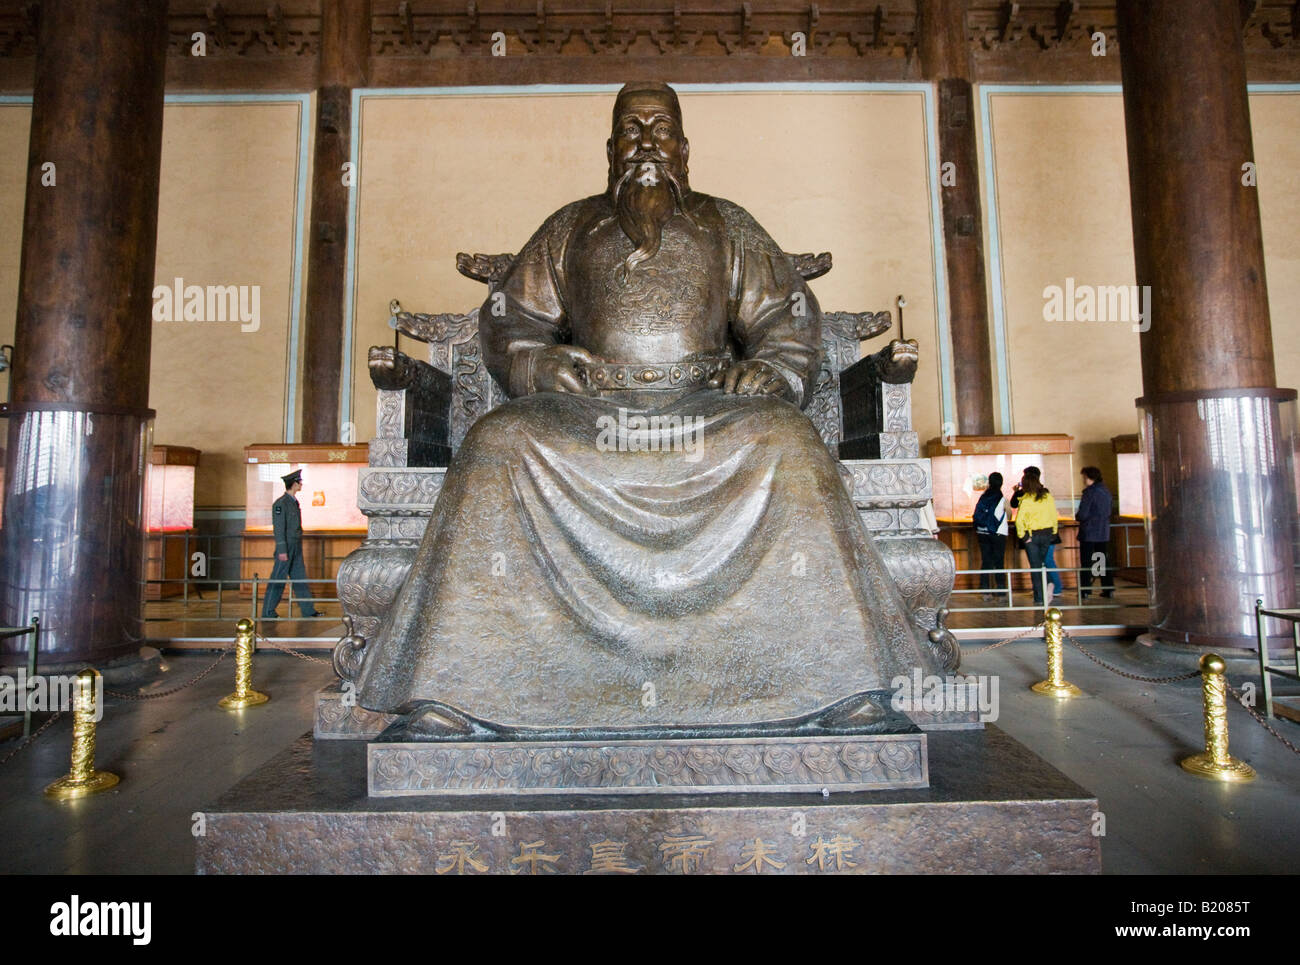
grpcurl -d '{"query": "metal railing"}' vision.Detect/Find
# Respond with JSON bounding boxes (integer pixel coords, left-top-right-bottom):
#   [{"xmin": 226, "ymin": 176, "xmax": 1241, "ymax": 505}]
[
  {"xmin": 946, "ymin": 563, "xmax": 1147, "ymax": 618},
  {"xmin": 0, "ymin": 617, "xmax": 40, "ymax": 735},
  {"xmin": 139, "ymin": 530, "xmax": 1153, "ymax": 644},
  {"xmin": 141, "ymin": 574, "xmax": 343, "ymax": 633},
  {"xmin": 1255, "ymin": 598, "xmax": 1300, "ymax": 720},
  {"xmin": 142, "ymin": 530, "xmax": 355, "ymax": 604}
]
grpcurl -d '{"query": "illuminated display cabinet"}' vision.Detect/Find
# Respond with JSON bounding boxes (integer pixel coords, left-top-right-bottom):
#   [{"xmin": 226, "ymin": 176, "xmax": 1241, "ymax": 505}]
[
  {"xmin": 1111, "ymin": 433, "xmax": 1148, "ymax": 584},
  {"xmin": 925, "ymin": 434, "xmax": 1080, "ymax": 589},
  {"xmin": 240, "ymin": 444, "xmax": 368, "ymax": 600},
  {"xmin": 144, "ymin": 445, "xmax": 199, "ymax": 600}
]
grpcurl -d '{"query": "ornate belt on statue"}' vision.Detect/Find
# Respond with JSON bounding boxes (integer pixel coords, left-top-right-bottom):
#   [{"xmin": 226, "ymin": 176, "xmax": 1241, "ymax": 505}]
[{"xmin": 581, "ymin": 356, "xmax": 732, "ymax": 391}]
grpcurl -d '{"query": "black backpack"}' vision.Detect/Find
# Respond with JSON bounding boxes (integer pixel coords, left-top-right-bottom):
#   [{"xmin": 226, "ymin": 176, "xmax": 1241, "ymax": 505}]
[{"xmin": 973, "ymin": 496, "xmax": 999, "ymax": 534}]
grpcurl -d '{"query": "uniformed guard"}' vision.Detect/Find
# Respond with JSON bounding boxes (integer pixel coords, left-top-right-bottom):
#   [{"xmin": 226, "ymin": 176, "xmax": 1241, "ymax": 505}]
[{"xmin": 260, "ymin": 468, "xmax": 321, "ymax": 620}]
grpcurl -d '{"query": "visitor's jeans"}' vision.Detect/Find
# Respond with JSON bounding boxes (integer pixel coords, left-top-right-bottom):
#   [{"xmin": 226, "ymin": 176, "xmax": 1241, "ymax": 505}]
[
  {"xmin": 1023, "ymin": 530, "xmax": 1055, "ymax": 604},
  {"xmin": 977, "ymin": 533, "xmax": 1007, "ymax": 590},
  {"xmin": 1044, "ymin": 543, "xmax": 1064, "ymax": 593}
]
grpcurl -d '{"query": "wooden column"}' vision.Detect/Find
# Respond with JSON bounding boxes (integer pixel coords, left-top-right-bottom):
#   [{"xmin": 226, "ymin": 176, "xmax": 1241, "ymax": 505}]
[
  {"xmin": 0, "ymin": 0, "xmax": 168, "ymax": 667},
  {"xmin": 1118, "ymin": 0, "xmax": 1296, "ymax": 650},
  {"xmin": 301, "ymin": 0, "xmax": 371, "ymax": 443},
  {"xmin": 919, "ymin": 0, "xmax": 995, "ymax": 436}
]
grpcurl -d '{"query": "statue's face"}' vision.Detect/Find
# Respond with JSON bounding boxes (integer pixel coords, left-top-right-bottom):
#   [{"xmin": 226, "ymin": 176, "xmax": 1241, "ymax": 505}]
[
  {"xmin": 604, "ymin": 90, "xmax": 693, "ymax": 279},
  {"xmin": 606, "ymin": 96, "xmax": 689, "ymax": 183}
]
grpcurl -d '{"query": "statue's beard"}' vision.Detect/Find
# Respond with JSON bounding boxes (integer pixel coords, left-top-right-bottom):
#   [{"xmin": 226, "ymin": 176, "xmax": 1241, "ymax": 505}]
[{"xmin": 608, "ymin": 160, "xmax": 690, "ymax": 281}]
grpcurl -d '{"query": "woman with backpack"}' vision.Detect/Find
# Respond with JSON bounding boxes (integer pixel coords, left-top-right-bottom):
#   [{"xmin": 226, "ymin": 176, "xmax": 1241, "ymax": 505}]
[{"xmin": 972, "ymin": 472, "xmax": 1008, "ymax": 602}]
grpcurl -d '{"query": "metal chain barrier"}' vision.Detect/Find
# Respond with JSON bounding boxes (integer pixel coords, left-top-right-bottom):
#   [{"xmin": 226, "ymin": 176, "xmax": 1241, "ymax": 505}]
[
  {"xmin": 1060, "ymin": 628, "xmax": 1201, "ymax": 684},
  {"xmin": 1058, "ymin": 626, "xmax": 1297, "ymax": 759},
  {"xmin": 1225, "ymin": 681, "xmax": 1300, "ymax": 757},
  {"xmin": 104, "ymin": 648, "xmax": 230, "ymax": 701},
  {"xmin": 256, "ymin": 633, "xmax": 332, "ymax": 667},
  {"xmin": 961, "ymin": 622, "xmax": 1046, "ymax": 656},
  {"xmin": 0, "ymin": 711, "xmax": 63, "ymax": 768}
]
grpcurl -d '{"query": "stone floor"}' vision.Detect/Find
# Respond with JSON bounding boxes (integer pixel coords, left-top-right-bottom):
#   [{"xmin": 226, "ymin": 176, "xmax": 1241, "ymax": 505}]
[{"xmin": 0, "ymin": 637, "xmax": 1296, "ymax": 874}]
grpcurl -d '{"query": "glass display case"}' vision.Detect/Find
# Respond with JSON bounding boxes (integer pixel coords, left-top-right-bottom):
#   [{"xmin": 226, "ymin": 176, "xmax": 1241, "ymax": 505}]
[
  {"xmin": 145, "ymin": 446, "xmax": 198, "ymax": 532},
  {"xmin": 925, "ymin": 435, "xmax": 1076, "ymax": 525},
  {"xmin": 1111, "ymin": 433, "xmax": 1148, "ymax": 583},
  {"xmin": 1110, "ymin": 433, "xmax": 1146, "ymax": 518},
  {"xmin": 925, "ymin": 434, "xmax": 1078, "ymax": 589},
  {"xmin": 144, "ymin": 446, "xmax": 200, "ymax": 599},
  {"xmin": 244, "ymin": 447, "xmax": 369, "ymax": 533},
  {"xmin": 240, "ymin": 444, "xmax": 369, "ymax": 599}
]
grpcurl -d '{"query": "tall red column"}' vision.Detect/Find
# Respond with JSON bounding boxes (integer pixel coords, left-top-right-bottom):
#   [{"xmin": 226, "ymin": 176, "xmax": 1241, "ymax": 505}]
[
  {"xmin": 301, "ymin": 0, "xmax": 371, "ymax": 443},
  {"xmin": 1117, "ymin": 0, "xmax": 1296, "ymax": 651},
  {"xmin": 919, "ymin": 0, "xmax": 995, "ymax": 435},
  {"xmin": 1, "ymin": 0, "xmax": 168, "ymax": 667}
]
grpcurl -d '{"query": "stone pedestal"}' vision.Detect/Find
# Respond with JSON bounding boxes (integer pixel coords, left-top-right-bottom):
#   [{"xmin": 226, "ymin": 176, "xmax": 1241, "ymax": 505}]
[
  {"xmin": 369, "ymin": 732, "xmax": 928, "ymax": 797},
  {"xmin": 196, "ymin": 727, "xmax": 1100, "ymax": 874}
]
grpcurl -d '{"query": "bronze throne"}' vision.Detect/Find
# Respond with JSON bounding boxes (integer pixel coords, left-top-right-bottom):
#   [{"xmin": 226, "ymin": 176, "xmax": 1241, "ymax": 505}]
[{"xmin": 323, "ymin": 250, "xmax": 958, "ymax": 737}]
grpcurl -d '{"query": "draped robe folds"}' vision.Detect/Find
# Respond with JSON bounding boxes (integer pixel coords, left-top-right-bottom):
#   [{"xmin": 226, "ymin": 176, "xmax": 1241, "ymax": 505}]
[{"xmin": 355, "ymin": 191, "xmax": 943, "ymax": 726}]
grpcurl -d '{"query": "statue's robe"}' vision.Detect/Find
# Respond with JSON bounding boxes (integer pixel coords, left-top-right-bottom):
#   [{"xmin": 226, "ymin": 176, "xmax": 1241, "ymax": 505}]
[{"xmin": 356, "ymin": 191, "xmax": 943, "ymax": 726}]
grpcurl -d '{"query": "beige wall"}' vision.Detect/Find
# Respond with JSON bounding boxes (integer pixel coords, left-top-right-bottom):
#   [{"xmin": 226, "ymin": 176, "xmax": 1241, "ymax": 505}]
[
  {"xmin": 0, "ymin": 100, "xmax": 307, "ymax": 509},
  {"xmin": 152, "ymin": 101, "xmax": 307, "ymax": 507},
  {"xmin": 0, "ymin": 105, "xmax": 30, "ymax": 352},
  {"xmin": 348, "ymin": 89, "xmax": 948, "ymax": 443},
  {"xmin": 980, "ymin": 88, "xmax": 1300, "ymax": 483},
  {"xmin": 1253, "ymin": 91, "xmax": 1300, "ymax": 389}
]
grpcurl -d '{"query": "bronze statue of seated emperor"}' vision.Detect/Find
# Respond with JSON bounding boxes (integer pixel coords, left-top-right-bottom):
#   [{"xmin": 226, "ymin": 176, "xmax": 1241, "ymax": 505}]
[{"xmin": 351, "ymin": 82, "xmax": 951, "ymax": 734}]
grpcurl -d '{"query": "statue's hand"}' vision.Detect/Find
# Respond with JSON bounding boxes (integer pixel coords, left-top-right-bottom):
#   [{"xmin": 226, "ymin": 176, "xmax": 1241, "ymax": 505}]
[
  {"xmin": 532, "ymin": 345, "xmax": 600, "ymax": 395},
  {"xmin": 708, "ymin": 359, "xmax": 791, "ymax": 399}
]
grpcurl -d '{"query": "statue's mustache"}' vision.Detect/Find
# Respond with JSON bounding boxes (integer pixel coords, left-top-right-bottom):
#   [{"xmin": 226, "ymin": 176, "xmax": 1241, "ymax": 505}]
[{"xmin": 608, "ymin": 162, "xmax": 684, "ymax": 281}]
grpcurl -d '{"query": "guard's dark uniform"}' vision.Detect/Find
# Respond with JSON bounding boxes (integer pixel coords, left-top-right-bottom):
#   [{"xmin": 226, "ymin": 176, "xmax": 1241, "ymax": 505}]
[{"xmin": 261, "ymin": 472, "xmax": 319, "ymax": 618}]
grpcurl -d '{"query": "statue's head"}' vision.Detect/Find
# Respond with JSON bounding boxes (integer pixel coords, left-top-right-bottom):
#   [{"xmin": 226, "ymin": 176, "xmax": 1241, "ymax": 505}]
[{"xmin": 606, "ymin": 82, "xmax": 692, "ymax": 278}]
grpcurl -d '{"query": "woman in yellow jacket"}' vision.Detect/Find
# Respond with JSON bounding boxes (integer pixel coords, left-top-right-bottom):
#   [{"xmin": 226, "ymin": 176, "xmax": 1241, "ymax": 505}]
[{"xmin": 1013, "ymin": 468, "xmax": 1059, "ymax": 606}]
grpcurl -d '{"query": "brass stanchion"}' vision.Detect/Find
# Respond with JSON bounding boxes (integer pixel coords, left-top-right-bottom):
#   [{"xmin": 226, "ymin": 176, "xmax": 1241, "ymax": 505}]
[
  {"xmin": 1031, "ymin": 608, "xmax": 1084, "ymax": 698},
  {"xmin": 1180, "ymin": 653, "xmax": 1256, "ymax": 782},
  {"xmin": 44, "ymin": 668, "xmax": 118, "ymax": 800},
  {"xmin": 218, "ymin": 618, "xmax": 269, "ymax": 710}
]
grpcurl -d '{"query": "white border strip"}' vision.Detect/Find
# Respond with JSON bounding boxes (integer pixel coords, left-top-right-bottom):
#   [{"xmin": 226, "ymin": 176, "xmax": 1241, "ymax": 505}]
[{"xmin": 343, "ymin": 82, "xmax": 955, "ymax": 432}]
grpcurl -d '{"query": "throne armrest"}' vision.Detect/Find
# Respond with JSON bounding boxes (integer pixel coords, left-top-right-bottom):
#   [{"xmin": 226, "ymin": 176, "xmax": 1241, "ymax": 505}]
[
  {"xmin": 838, "ymin": 339, "xmax": 919, "ymax": 461},
  {"xmin": 368, "ymin": 345, "xmax": 452, "ymax": 468}
]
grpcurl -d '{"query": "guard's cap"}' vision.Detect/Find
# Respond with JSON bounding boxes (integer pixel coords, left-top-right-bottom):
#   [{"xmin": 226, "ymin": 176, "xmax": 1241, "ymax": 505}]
[{"xmin": 282, "ymin": 469, "xmax": 303, "ymax": 487}]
